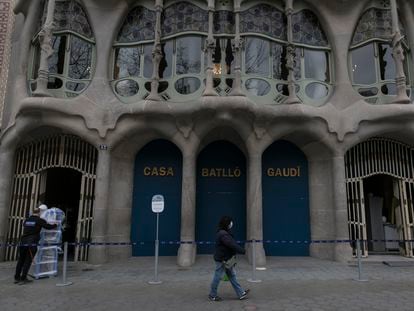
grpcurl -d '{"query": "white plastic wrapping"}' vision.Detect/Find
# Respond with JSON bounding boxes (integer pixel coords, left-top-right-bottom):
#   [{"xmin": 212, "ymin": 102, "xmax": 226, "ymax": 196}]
[{"xmin": 31, "ymin": 207, "xmax": 65, "ymax": 279}]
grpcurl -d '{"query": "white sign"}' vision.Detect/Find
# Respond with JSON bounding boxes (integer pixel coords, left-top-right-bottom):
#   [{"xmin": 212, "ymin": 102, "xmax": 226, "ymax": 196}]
[{"xmin": 151, "ymin": 195, "xmax": 165, "ymax": 213}]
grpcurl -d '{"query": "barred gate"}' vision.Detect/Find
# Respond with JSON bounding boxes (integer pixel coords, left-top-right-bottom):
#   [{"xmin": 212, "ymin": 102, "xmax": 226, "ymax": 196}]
[
  {"xmin": 345, "ymin": 138, "xmax": 414, "ymax": 257},
  {"xmin": 5, "ymin": 135, "xmax": 97, "ymax": 261}
]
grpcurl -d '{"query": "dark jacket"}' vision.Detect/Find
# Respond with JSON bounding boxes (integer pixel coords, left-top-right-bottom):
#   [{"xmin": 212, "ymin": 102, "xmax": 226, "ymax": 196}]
[
  {"xmin": 20, "ymin": 215, "xmax": 57, "ymax": 245},
  {"xmin": 213, "ymin": 229, "xmax": 245, "ymax": 262}
]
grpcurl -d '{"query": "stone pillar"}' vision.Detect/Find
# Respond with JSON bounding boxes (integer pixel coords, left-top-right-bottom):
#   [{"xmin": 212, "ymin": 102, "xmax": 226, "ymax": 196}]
[
  {"xmin": 390, "ymin": 0, "xmax": 410, "ymax": 104},
  {"xmin": 33, "ymin": 0, "xmax": 55, "ymax": 97},
  {"xmin": 308, "ymin": 157, "xmax": 335, "ymax": 260},
  {"xmin": 203, "ymin": 0, "xmax": 218, "ymax": 96},
  {"xmin": 246, "ymin": 152, "xmax": 266, "ymax": 266},
  {"xmin": 177, "ymin": 150, "xmax": 197, "ymax": 266},
  {"xmin": 0, "ymin": 148, "xmax": 15, "ymax": 261},
  {"xmin": 147, "ymin": 0, "xmax": 163, "ymax": 101},
  {"xmin": 88, "ymin": 148, "xmax": 111, "ymax": 264},
  {"xmin": 332, "ymin": 155, "xmax": 353, "ymax": 262},
  {"xmin": 284, "ymin": 0, "xmax": 301, "ymax": 104},
  {"xmin": 229, "ymin": 0, "xmax": 244, "ymax": 96}
]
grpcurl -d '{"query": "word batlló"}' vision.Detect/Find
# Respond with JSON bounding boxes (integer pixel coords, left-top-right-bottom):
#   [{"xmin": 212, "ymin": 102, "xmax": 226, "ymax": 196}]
[
  {"xmin": 267, "ymin": 167, "xmax": 301, "ymax": 177},
  {"xmin": 143, "ymin": 166, "xmax": 174, "ymax": 176},
  {"xmin": 201, "ymin": 167, "xmax": 242, "ymax": 177}
]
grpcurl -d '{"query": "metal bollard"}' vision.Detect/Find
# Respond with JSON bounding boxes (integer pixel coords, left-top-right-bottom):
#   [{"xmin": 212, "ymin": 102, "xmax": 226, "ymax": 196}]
[
  {"xmin": 149, "ymin": 213, "xmax": 162, "ymax": 285},
  {"xmin": 247, "ymin": 240, "xmax": 262, "ymax": 283},
  {"xmin": 56, "ymin": 241, "xmax": 73, "ymax": 287},
  {"xmin": 353, "ymin": 239, "xmax": 368, "ymax": 282}
]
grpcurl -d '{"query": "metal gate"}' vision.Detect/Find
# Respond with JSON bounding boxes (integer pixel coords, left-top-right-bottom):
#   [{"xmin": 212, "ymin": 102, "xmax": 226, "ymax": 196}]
[
  {"xmin": 345, "ymin": 137, "xmax": 414, "ymax": 257},
  {"xmin": 5, "ymin": 135, "xmax": 97, "ymax": 261}
]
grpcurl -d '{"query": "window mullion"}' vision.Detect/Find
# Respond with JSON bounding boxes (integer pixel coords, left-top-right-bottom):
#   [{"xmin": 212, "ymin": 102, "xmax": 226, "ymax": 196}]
[
  {"xmin": 374, "ymin": 42, "xmax": 380, "ymax": 84},
  {"xmin": 64, "ymin": 34, "xmax": 71, "ymax": 79}
]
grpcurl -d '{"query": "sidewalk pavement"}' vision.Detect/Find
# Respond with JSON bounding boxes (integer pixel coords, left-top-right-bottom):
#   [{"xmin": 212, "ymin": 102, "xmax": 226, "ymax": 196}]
[{"xmin": 1, "ymin": 255, "xmax": 414, "ymax": 311}]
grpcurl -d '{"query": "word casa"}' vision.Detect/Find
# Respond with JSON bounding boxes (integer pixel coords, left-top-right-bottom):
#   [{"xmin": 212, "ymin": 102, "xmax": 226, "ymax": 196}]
[
  {"xmin": 143, "ymin": 166, "xmax": 174, "ymax": 176},
  {"xmin": 267, "ymin": 166, "xmax": 301, "ymax": 177},
  {"xmin": 201, "ymin": 167, "xmax": 242, "ymax": 178}
]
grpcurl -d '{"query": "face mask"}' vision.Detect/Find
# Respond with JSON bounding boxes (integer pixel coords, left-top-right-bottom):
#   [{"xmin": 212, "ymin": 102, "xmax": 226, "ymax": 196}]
[{"xmin": 228, "ymin": 221, "xmax": 233, "ymax": 229}]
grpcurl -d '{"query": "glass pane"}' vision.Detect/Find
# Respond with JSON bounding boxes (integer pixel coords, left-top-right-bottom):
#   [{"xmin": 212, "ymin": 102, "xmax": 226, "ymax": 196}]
[
  {"xmin": 351, "ymin": 44, "xmax": 376, "ymax": 85},
  {"xmin": 160, "ymin": 41, "xmax": 173, "ymax": 79},
  {"xmin": 276, "ymin": 83, "xmax": 289, "ymax": 96},
  {"xmin": 294, "ymin": 48, "xmax": 301, "ymax": 80},
  {"xmin": 117, "ymin": 6, "xmax": 155, "ymax": 43},
  {"xmin": 48, "ymin": 35, "xmax": 66, "ymax": 75},
  {"xmin": 162, "ymin": 2, "xmax": 208, "ymax": 37},
  {"xmin": 115, "ymin": 79, "xmax": 139, "ymax": 97},
  {"xmin": 245, "ymin": 37, "xmax": 269, "ymax": 76},
  {"xmin": 240, "ymin": 4, "xmax": 287, "ymax": 41},
  {"xmin": 378, "ymin": 44, "xmax": 395, "ymax": 81},
  {"xmin": 272, "ymin": 43, "xmax": 288, "ymax": 80},
  {"xmin": 292, "ymin": 10, "xmax": 328, "ymax": 47},
  {"xmin": 305, "ymin": 82, "xmax": 328, "ymax": 99},
  {"xmin": 114, "ymin": 47, "xmax": 140, "ymax": 80},
  {"xmin": 66, "ymin": 82, "xmax": 86, "ymax": 92},
  {"xmin": 381, "ymin": 83, "xmax": 397, "ymax": 95},
  {"xmin": 352, "ymin": 8, "xmax": 393, "ymax": 46},
  {"xmin": 47, "ymin": 77, "xmax": 63, "ymax": 89},
  {"xmin": 213, "ymin": 10, "xmax": 235, "ymax": 34},
  {"xmin": 358, "ymin": 87, "xmax": 378, "ymax": 97},
  {"xmin": 54, "ymin": 0, "xmax": 94, "ymax": 39},
  {"xmin": 144, "ymin": 81, "xmax": 169, "ymax": 93},
  {"xmin": 32, "ymin": 42, "xmax": 41, "ymax": 79},
  {"xmin": 304, "ymin": 49, "xmax": 329, "ymax": 82},
  {"xmin": 176, "ymin": 36, "xmax": 202, "ymax": 75},
  {"xmin": 245, "ymin": 79, "xmax": 271, "ymax": 96},
  {"xmin": 69, "ymin": 36, "xmax": 93, "ymax": 80},
  {"xmin": 175, "ymin": 77, "xmax": 201, "ymax": 95},
  {"xmin": 144, "ymin": 44, "xmax": 153, "ymax": 78},
  {"xmin": 225, "ymin": 39, "xmax": 234, "ymax": 74}
]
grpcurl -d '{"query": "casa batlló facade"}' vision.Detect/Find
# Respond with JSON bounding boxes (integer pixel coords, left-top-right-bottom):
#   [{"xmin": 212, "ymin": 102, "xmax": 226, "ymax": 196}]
[{"xmin": 1, "ymin": 0, "xmax": 414, "ymax": 266}]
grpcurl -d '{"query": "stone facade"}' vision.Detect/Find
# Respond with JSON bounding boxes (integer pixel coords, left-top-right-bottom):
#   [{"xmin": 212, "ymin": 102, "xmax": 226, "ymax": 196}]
[
  {"xmin": 0, "ymin": 0, "xmax": 15, "ymax": 130},
  {"xmin": 1, "ymin": 0, "xmax": 414, "ymax": 266}
]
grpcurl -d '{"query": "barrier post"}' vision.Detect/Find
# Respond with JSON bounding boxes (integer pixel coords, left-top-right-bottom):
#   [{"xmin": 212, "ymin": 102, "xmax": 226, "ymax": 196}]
[
  {"xmin": 354, "ymin": 239, "xmax": 368, "ymax": 282},
  {"xmin": 56, "ymin": 242, "xmax": 73, "ymax": 287},
  {"xmin": 247, "ymin": 240, "xmax": 262, "ymax": 283},
  {"xmin": 149, "ymin": 212, "xmax": 162, "ymax": 285}
]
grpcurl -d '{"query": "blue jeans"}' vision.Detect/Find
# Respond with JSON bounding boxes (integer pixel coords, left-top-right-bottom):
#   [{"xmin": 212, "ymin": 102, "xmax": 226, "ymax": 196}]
[{"xmin": 209, "ymin": 261, "xmax": 244, "ymax": 298}]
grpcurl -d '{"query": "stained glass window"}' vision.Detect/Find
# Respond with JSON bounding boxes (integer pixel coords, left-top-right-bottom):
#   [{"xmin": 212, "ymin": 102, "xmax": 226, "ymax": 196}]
[
  {"xmin": 117, "ymin": 6, "xmax": 156, "ymax": 43},
  {"xmin": 213, "ymin": 10, "xmax": 235, "ymax": 34},
  {"xmin": 292, "ymin": 10, "xmax": 328, "ymax": 47},
  {"xmin": 351, "ymin": 8, "xmax": 393, "ymax": 46},
  {"xmin": 240, "ymin": 4, "xmax": 287, "ymax": 41},
  {"xmin": 54, "ymin": 0, "xmax": 93, "ymax": 39},
  {"xmin": 32, "ymin": 0, "xmax": 95, "ymax": 97},
  {"xmin": 162, "ymin": 2, "xmax": 208, "ymax": 37}
]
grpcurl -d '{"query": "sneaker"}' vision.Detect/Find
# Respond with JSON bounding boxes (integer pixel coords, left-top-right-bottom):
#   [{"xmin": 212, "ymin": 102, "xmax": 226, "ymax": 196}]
[
  {"xmin": 18, "ymin": 278, "xmax": 33, "ymax": 285},
  {"xmin": 13, "ymin": 277, "xmax": 20, "ymax": 284},
  {"xmin": 208, "ymin": 295, "xmax": 222, "ymax": 301},
  {"xmin": 239, "ymin": 289, "xmax": 250, "ymax": 300}
]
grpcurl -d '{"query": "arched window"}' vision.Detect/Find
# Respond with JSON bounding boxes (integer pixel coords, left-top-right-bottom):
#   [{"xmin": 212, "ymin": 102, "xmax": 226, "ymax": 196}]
[
  {"xmin": 29, "ymin": 0, "xmax": 95, "ymax": 98},
  {"xmin": 241, "ymin": 5, "xmax": 331, "ymax": 106},
  {"xmin": 113, "ymin": 6, "xmax": 156, "ymax": 100},
  {"xmin": 112, "ymin": 2, "xmax": 208, "ymax": 102},
  {"xmin": 350, "ymin": 6, "xmax": 411, "ymax": 104}
]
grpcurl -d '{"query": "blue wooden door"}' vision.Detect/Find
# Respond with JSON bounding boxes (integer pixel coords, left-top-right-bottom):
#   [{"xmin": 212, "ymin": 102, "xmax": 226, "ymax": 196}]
[
  {"xmin": 196, "ymin": 141, "xmax": 246, "ymax": 254},
  {"xmin": 131, "ymin": 140, "xmax": 182, "ymax": 256},
  {"xmin": 262, "ymin": 140, "xmax": 310, "ymax": 256}
]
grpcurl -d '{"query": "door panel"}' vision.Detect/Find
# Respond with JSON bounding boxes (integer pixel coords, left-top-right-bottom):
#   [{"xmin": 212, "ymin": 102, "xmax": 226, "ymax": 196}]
[
  {"xmin": 196, "ymin": 141, "xmax": 246, "ymax": 254},
  {"xmin": 262, "ymin": 140, "xmax": 310, "ymax": 256},
  {"xmin": 131, "ymin": 140, "xmax": 182, "ymax": 256}
]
